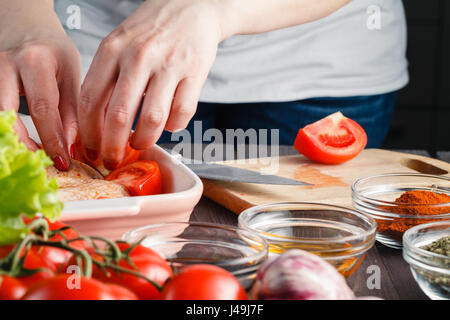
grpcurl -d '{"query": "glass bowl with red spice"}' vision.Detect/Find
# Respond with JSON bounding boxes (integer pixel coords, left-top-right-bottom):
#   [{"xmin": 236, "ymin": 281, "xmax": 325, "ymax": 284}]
[
  {"xmin": 352, "ymin": 173, "xmax": 450, "ymax": 249},
  {"xmin": 403, "ymin": 221, "xmax": 450, "ymax": 300}
]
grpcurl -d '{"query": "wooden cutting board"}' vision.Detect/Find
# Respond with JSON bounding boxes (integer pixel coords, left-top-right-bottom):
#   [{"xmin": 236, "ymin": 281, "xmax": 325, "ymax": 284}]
[{"xmin": 202, "ymin": 149, "xmax": 450, "ymax": 214}]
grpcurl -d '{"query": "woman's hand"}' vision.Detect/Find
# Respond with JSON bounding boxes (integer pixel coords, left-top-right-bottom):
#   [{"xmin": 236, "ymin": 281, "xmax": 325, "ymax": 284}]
[
  {"xmin": 78, "ymin": 0, "xmax": 227, "ymax": 169},
  {"xmin": 0, "ymin": 0, "xmax": 81, "ymax": 170},
  {"xmin": 78, "ymin": 0, "xmax": 351, "ymax": 169}
]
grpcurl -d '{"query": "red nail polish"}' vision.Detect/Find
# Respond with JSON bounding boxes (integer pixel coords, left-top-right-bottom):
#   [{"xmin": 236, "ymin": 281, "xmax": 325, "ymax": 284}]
[
  {"xmin": 52, "ymin": 155, "xmax": 69, "ymax": 171},
  {"xmin": 85, "ymin": 148, "xmax": 98, "ymax": 161},
  {"xmin": 103, "ymin": 159, "xmax": 119, "ymax": 171},
  {"xmin": 70, "ymin": 144, "xmax": 76, "ymax": 159}
]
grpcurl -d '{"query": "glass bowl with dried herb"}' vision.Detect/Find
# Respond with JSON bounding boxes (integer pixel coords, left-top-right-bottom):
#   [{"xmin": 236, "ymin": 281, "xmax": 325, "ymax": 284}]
[
  {"xmin": 403, "ymin": 221, "xmax": 450, "ymax": 300},
  {"xmin": 352, "ymin": 173, "xmax": 450, "ymax": 249}
]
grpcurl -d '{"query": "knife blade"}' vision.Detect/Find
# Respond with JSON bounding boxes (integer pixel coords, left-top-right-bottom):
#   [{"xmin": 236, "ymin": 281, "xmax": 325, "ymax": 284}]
[
  {"xmin": 162, "ymin": 146, "xmax": 311, "ymax": 185},
  {"xmin": 185, "ymin": 162, "xmax": 311, "ymax": 186}
]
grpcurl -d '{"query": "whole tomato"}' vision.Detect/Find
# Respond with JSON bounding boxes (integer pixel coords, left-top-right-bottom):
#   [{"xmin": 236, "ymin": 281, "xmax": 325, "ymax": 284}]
[
  {"xmin": 0, "ymin": 245, "xmax": 55, "ymax": 288},
  {"xmin": 64, "ymin": 242, "xmax": 172, "ymax": 299},
  {"xmin": 24, "ymin": 217, "xmax": 86, "ymax": 269},
  {"xmin": 0, "ymin": 218, "xmax": 84, "ymax": 287},
  {"xmin": 22, "ymin": 275, "xmax": 137, "ymax": 300},
  {"xmin": 0, "ymin": 275, "xmax": 28, "ymax": 300},
  {"xmin": 161, "ymin": 264, "xmax": 247, "ymax": 300},
  {"xmin": 19, "ymin": 250, "xmax": 56, "ymax": 287}
]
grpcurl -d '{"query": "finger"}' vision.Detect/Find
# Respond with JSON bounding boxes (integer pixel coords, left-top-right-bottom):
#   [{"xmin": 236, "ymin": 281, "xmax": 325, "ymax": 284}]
[
  {"xmin": 101, "ymin": 61, "xmax": 151, "ymax": 169},
  {"xmin": 164, "ymin": 76, "xmax": 204, "ymax": 132},
  {"xmin": 19, "ymin": 61, "xmax": 69, "ymax": 171},
  {"xmin": 130, "ymin": 71, "xmax": 179, "ymax": 150},
  {"xmin": 78, "ymin": 38, "xmax": 119, "ymax": 162},
  {"xmin": 15, "ymin": 117, "xmax": 39, "ymax": 151},
  {"xmin": 59, "ymin": 62, "xmax": 81, "ymax": 158},
  {"xmin": 0, "ymin": 61, "xmax": 38, "ymax": 150}
]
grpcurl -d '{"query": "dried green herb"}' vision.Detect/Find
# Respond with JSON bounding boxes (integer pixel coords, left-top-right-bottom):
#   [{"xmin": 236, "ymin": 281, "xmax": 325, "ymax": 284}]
[
  {"xmin": 422, "ymin": 236, "xmax": 450, "ymax": 257},
  {"xmin": 415, "ymin": 236, "xmax": 450, "ymax": 292}
]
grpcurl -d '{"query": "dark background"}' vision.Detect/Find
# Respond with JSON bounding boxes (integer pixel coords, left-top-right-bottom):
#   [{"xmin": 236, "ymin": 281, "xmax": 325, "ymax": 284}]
[
  {"xmin": 384, "ymin": 0, "xmax": 450, "ymax": 155},
  {"xmin": 18, "ymin": 1, "xmax": 450, "ymax": 155}
]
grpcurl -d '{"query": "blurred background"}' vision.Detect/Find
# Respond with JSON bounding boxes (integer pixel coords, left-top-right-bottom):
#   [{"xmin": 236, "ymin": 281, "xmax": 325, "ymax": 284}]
[{"xmin": 384, "ymin": 0, "xmax": 450, "ymax": 156}]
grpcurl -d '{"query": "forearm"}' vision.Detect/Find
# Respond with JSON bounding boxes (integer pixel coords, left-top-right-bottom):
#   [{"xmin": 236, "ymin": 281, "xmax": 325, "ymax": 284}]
[
  {"xmin": 0, "ymin": 0, "xmax": 63, "ymax": 48},
  {"xmin": 218, "ymin": 0, "xmax": 351, "ymax": 40}
]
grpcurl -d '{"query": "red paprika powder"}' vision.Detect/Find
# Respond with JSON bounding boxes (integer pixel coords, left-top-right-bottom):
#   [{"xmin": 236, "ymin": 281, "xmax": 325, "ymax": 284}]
[{"xmin": 377, "ymin": 190, "xmax": 450, "ymax": 236}]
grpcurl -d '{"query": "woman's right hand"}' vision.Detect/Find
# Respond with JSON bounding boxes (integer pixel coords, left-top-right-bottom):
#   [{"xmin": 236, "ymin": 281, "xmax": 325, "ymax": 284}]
[{"xmin": 0, "ymin": 0, "xmax": 81, "ymax": 170}]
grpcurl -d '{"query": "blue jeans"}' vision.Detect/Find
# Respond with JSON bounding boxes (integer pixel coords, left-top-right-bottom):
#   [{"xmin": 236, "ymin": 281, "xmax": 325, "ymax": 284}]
[{"xmin": 155, "ymin": 91, "xmax": 397, "ymax": 147}]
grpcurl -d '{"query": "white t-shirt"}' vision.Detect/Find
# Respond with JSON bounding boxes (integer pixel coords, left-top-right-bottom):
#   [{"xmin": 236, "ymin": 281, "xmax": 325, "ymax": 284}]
[{"xmin": 55, "ymin": 0, "xmax": 408, "ymax": 103}]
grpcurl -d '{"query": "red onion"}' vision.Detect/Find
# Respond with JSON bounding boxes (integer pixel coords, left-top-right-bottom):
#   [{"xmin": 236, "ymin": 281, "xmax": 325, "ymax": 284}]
[{"xmin": 253, "ymin": 249, "xmax": 355, "ymax": 300}]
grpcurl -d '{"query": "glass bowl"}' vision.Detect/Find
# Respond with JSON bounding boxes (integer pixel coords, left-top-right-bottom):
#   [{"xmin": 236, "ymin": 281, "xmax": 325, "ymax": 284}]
[
  {"xmin": 403, "ymin": 221, "xmax": 450, "ymax": 300},
  {"xmin": 122, "ymin": 221, "xmax": 268, "ymax": 290},
  {"xmin": 238, "ymin": 202, "xmax": 376, "ymax": 277},
  {"xmin": 352, "ymin": 173, "xmax": 450, "ymax": 249}
]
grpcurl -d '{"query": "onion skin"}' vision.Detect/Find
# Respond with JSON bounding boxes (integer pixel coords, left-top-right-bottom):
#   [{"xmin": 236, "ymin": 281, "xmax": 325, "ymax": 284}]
[{"xmin": 253, "ymin": 249, "xmax": 355, "ymax": 300}]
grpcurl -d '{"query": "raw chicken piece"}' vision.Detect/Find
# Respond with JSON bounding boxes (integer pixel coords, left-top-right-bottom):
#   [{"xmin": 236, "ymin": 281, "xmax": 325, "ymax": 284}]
[{"xmin": 47, "ymin": 160, "xmax": 129, "ymax": 201}]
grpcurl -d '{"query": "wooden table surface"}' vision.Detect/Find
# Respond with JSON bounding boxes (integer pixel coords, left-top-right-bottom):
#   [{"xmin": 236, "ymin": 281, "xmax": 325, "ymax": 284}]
[{"xmin": 179, "ymin": 146, "xmax": 449, "ymax": 300}]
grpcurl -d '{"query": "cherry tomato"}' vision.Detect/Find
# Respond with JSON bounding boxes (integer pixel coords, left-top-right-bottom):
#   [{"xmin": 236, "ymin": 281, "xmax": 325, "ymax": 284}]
[
  {"xmin": 0, "ymin": 218, "xmax": 82, "ymax": 287},
  {"xmin": 105, "ymin": 160, "xmax": 162, "ymax": 196},
  {"xmin": 73, "ymin": 134, "xmax": 140, "ymax": 176},
  {"xmin": 294, "ymin": 112, "xmax": 367, "ymax": 164},
  {"xmin": 0, "ymin": 245, "xmax": 55, "ymax": 288},
  {"xmin": 22, "ymin": 275, "xmax": 137, "ymax": 300},
  {"xmin": 18, "ymin": 251, "xmax": 56, "ymax": 287},
  {"xmin": 0, "ymin": 275, "xmax": 27, "ymax": 300},
  {"xmin": 161, "ymin": 264, "xmax": 247, "ymax": 300},
  {"xmin": 23, "ymin": 218, "xmax": 86, "ymax": 269},
  {"xmin": 64, "ymin": 242, "xmax": 172, "ymax": 300}
]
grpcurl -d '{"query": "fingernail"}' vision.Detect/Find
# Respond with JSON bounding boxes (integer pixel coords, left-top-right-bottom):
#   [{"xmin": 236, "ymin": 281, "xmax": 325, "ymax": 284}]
[
  {"xmin": 85, "ymin": 148, "xmax": 98, "ymax": 161},
  {"xmin": 70, "ymin": 144, "xmax": 76, "ymax": 159},
  {"xmin": 103, "ymin": 159, "xmax": 120, "ymax": 171},
  {"xmin": 52, "ymin": 155, "xmax": 69, "ymax": 171}
]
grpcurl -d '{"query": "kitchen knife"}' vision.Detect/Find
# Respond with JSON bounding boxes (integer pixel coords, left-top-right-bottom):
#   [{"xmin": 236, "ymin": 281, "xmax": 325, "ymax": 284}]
[
  {"xmin": 162, "ymin": 147, "xmax": 310, "ymax": 186},
  {"xmin": 184, "ymin": 162, "xmax": 311, "ymax": 185}
]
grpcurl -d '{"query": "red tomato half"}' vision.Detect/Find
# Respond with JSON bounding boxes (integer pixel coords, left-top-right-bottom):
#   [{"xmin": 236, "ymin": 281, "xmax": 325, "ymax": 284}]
[
  {"xmin": 22, "ymin": 275, "xmax": 137, "ymax": 300},
  {"xmin": 294, "ymin": 112, "xmax": 367, "ymax": 164},
  {"xmin": 105, "ymin": 160, "xmax": 162, "ymax": 196},
  {"xmin": 161, "ymin": 264, "xmax": 247, "ymax": 300}
]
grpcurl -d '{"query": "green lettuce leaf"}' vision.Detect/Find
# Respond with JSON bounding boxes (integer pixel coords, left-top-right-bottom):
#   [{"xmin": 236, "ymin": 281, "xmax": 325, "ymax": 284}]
[
  {"xmin": 0, "ymin": 216, "xmax": 30, "ymax": 245},
  {"xmin": 0, "ymin": 110, "xmax": 63, "ymax": 245}
]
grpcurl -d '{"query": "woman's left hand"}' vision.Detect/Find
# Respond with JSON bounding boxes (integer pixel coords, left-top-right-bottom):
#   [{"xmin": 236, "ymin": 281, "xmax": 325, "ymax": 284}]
[{"xmin": 78, "ymin": 0, "xmax": 228, "ymax": 169}]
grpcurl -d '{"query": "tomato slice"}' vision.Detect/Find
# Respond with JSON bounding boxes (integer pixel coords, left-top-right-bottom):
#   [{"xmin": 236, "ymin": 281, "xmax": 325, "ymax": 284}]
[
  {"xmin": 294, "ymin": 112, "xmax": 367, "ymax": 164},
  {"xmin": 105, "ymin": 160, "xmax": 162, "ymax": 196},
  {"xmin": 73, "ymin": 134, "xmax": 140, "ymax": 176}
]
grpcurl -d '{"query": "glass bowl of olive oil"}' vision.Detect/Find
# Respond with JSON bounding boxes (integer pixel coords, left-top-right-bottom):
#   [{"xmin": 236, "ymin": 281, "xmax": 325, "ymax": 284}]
[
  {"xmin": 122, "ymin": 221, "xmax": 268, "ymax": 290},
  {"xmin": 238, "ymin": 202, "xmax": 377, "ymax": 277}
]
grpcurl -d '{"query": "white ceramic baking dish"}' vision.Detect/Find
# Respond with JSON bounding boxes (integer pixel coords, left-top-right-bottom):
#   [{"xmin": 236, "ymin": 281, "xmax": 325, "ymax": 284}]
[{"xmin": 20, "ymin": 114, "xmax": 203, "ymax": 239}]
